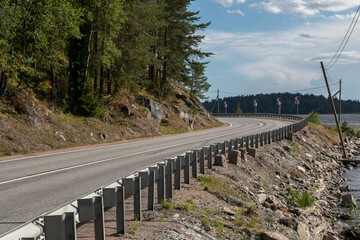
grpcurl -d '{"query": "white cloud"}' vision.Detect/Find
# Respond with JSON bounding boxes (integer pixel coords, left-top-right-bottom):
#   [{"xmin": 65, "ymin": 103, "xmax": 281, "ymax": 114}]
[
  {"xmin": 251, "ymin": 0, "xmax": 359, "ymax": 16},
  {"xmin": 213, "ymin": 0, "xmax": 246, "ymax": 8},
  {"xmin": 226, "ymin": 9, "xmax": 246, "ymax": 16},
  {"xmin": 201, "ymin": 17, "xmax": 360, "ymax": 94}
]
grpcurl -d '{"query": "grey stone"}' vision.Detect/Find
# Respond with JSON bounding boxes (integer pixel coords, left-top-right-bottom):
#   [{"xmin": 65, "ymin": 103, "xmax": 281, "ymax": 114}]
[
  {"xmin": 143, "ymin": 97, "xmax": 168, "ymax": 124},
  {"xmin": 297, "ymin": 223, "xmax": 311, "ymax": 240},
  {"xmin": 257, "ymin": 194, "xmax": 267, "ymax": 203},
  {"xmin": 341, "ymin": 193, "xmax": 357, "ymax": 207},
  {"xmin": 296, "ymin": 166, "xmax": 306, "ymax": 174},
  {"xmin": 260, "ymin": 231, "xmax": 289, "ymax": 240},
  {"xmin": 214, "ymin": 154, "xmax": 226, "ymax": 167}
]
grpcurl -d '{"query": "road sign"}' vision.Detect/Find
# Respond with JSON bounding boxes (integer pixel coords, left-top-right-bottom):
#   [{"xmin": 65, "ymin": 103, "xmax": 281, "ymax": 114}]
[
  {"xmin": 254, "ymin": 99, "xmax": 258, "ymax": 104},
  {"xmin": 295, "ymin": 96, "xmax": 300, "ymax": 101},
  {"xmin": 224, "ymin": 101, "xmax": 228, "ymax": 106}
]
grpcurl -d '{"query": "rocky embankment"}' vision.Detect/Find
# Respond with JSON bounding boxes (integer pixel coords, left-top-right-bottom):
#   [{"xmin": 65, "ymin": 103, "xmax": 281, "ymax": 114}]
[
  {"xmin": 107, "ymin": 123, "xmax": 360, "ymax": 240},
  {"xmin": 0, "ymin": 82, "xmax": 216, "ymax": 157}
]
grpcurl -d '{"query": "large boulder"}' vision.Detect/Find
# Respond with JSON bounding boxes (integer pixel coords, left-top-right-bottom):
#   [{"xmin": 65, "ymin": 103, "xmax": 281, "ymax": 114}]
[
  {"xmin": 260, "ymin": 231, "xmax": 289, "ymax": 240},
  {"xmin": 143, "ymin": 97, "xmax": 168, "ymax": 124},
  {"xmin": 341, "ymin": 193, "xmax": 357, "ymax": 207}
]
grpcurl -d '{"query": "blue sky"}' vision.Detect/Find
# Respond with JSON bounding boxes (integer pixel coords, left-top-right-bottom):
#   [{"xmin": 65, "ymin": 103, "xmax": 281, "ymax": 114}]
[{"xmin": 189, "ymin": 0, "xmax": 360, "ymax": 101}]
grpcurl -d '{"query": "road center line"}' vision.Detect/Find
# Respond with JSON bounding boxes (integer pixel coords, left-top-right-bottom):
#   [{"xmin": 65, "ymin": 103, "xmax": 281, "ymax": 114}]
[{"xmin": 0, "ymin": 121, "xmax": 265, "ymax": 186}]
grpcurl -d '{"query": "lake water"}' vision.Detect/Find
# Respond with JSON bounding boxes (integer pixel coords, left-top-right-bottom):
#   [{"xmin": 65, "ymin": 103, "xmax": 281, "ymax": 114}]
[{"xmin": 319, "ymin": 114, "xmax": 360, "ymax": 126}]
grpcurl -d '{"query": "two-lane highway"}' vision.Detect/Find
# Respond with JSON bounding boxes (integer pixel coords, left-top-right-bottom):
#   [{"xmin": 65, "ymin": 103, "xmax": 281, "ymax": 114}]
[{"xmin": 0, "ymin": 117, "xmax": 290, "ymax": 234}]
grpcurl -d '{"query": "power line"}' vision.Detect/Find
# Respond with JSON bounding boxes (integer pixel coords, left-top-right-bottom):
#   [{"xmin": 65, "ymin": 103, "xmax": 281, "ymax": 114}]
[
  {"xmin": 326, "ymin": 5, "xmax": 360, "ymax": 69},
  {"xmin": 216, "ymin": 83, "xmax": 339, "ymax": 96}
]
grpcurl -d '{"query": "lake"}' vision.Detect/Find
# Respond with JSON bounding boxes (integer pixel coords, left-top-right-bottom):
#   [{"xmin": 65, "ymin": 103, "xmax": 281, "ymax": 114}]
[{"xmin": 319, "ymin": 114, "xmax": 360, "ymax": 126}]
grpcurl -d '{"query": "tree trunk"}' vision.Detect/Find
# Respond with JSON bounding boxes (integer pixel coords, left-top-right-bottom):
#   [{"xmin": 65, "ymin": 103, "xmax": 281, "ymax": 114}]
[
  {"xmin": 82, "ymin": 26, "xmax": 93, "ymax": 95},
  {"xmin": 107, "ymin": 69, "xmax": 112, "ymax": 95},
  {"xmin": 99, "ymin": 65, "xmax": 104, "ymax": 94},
  {"xmin": 50, "ymin": 66, "xmax": 56, "ymax": 101},
  {"xmin": 0, "ymin": 71, "xmax": 8, "ymax": 97}
]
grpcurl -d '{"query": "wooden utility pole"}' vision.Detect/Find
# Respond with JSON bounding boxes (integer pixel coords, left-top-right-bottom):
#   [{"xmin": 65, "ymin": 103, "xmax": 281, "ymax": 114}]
[
  {"xmin": 339, "ymin": 79, "xmax": 342, "ymax": 124},
  {"xmin": 321, "ymin": 62, "xmax": 347, "ymax": 159}
]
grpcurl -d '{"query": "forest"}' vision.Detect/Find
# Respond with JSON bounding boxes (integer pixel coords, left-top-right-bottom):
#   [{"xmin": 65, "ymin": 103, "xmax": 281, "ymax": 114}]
[
  {"xmin": 0, "ymin": 0, "xmax": 211, "ymax": 117},
  {"xmin": 203, "ymin": 93, "xmax": 360, "ymax": 115}
]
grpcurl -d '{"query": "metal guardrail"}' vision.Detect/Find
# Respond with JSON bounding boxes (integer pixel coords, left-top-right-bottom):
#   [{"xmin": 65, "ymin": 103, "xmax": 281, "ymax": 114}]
[{"xmin": 0, "ymin": 114, "xmax": 307, "ymax": 240}]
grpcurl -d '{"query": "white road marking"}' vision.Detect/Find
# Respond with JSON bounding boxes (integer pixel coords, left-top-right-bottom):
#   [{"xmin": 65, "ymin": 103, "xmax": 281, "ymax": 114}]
[{"xmin": 0, "ymin": 121, "xmax": 265, "ymax": 185}]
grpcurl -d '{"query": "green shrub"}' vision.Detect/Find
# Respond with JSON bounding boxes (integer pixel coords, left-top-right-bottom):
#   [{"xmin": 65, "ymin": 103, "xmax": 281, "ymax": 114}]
[
  {"xmin": 307, "ymin": 111, "xmax": 321, "ymax": 125},
  {"xmin": 285, "ymin": 187, "xmax": 300, "ymax": 205},
  {"xmin": 76, "ymin": 87, "xmax": 103, "ymax": 118},
  {"xmin": 285, "ymin": 187, "xmax": 314, "ymax": 208},
  {"xmin": 297, "ymin": 191, "xmax": 314, "ymax": 208},
  {"xmin": 161, "ymin": 200, "xmax": 172, "ymax": 210}
]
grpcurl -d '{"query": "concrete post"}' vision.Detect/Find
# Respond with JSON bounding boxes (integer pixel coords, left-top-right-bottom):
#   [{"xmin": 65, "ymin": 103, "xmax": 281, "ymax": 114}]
[
  {"xmin": 184, "ymin": 153, "xmax": 190, "ymax": 184},
  {"xmin": 240, "ymin": 137, "xmax": 244, "ymax": 149},
  {"xmin": 157, "ymin": 165, "xmax": 166, "ymax": 203},
  {"xmin": 246, "ymin": 136, "xmax": 250, "ymax": 150},
  {"xmin": 166, "ymin": 160, "xmax": 173, "ymax": 200},
  {"xmin": 192, "ymin": 150, "xmax": 198, "ymax": 178},
  {"xmin": 272, "ymin": 130, "xmax": 275, "ymax": 142},
  {"xmin": 148, "ymin": 171, "xmax": 155, "ymax": 210},
  {"xmin": 255, "ymin": 134, "xmax": 259, "ymax": 148},
  {"xmin": 250, "ymin": 135, "xmax": 254, "ymax": 148},
  {"xmin": 134, "ymin": 176, "xmax": 142, "ymax": 221},
  {"xmin": 260, "ymin": 133, "xmax": 264, "ymax": 147},
  {"xmin": 115, "ymin": 185, "xmax": 125, "ymax": 234},
  {"xmin": 44, "ymin": 212, "xmax": 76, "ymax": 240},
  {"xmin": 174, "ymin": 156, "xmax": 182, "ymax": 190},
  {"xmin": 200, "ymin": 148, "xmax": 205, "ymax": 174}
]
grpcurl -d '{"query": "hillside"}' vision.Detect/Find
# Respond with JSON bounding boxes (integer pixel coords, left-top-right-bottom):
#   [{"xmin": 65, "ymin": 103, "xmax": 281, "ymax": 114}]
[
  {"xmin": 203, "ymin": 93, "xmax": 360, "ymax": 115},
  {"xmin": 0, "ymin": 83, "xmax": 217, "ymax": 157}
]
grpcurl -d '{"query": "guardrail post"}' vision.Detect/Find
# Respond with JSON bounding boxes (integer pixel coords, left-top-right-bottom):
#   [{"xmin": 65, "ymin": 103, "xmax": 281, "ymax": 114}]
[
  {"xmin": 235, "ymin": 138, "xmax": 240, "ymax": 150},
  {"xmin": 134, "ymin": 176, "xmax": 142, "ymax": 221},
  {"xmin": 158, "ymin": 165, "xmax": 166, "ymax": 203},
  {"xmin": 200, "ymin": 148, "xmax": 205, "ymax": 174},
  {"xmin": 208, "ymin": 145, "xmax": 214, "ymax": 169},
  {"xmin": 222, "ymin": 141, "xmax": 227, "ymax": 157},
  {"xmin": 240, "ymin": 137, "xmax": 244, "ymax": 149},
  {"xmin": 174, "ymin": 156, "xmax": 182, "ymax": 190},
  {"xmin": 250, "ymin": 135, "xmax": 254, "ymax": 148},
  {"xmin": 78, "ymin": 196, "xmax": 105, "ymax": 240},
  {"xmin": 255, "ymin": 134, "xmax": 259, "ymax": 148},
  {"xmin": 116, "ymin": 185, "xmax": 125, "ymax": 234},
  {"xmin": 94, "ymin": 196, "xmax": 105, "ymax": 240},
  {"xmin": 260, "ymin": 133, "xmax": 264, "ymax": 147},
  {"xmin": 185, "ymin": 153, "xmax": 191, "ymax": 184},
  {"xmin": 282, "ymin": 127, "xmax": 285, "ymax": 140},
  {"xmin": 166, "ymin": 160, "xmax": 174, "ymax": 200},
  {"xmin": 246, "ymin": 136, "xmax": 250, "ymax": 149},
  {"xmin": 272, "ymin": 130, "xmax": 275, "ymax": 142},
  {"xmin": 192, "ymin": 150, "xmax": 198, "ymax": 178}
]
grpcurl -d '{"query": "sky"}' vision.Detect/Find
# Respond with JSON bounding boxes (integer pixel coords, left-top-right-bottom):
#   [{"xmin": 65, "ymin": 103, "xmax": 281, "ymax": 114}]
[{"xmin": 189, "ymin": 0, "xmax": 360, "ymax": 101}]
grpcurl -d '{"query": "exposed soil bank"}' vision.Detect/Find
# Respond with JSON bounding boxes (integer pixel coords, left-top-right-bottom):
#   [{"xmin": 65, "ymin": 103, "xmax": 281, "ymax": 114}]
[{"xmin": 0, "ymin": 85, "xmax": 218, "ymax": 158}]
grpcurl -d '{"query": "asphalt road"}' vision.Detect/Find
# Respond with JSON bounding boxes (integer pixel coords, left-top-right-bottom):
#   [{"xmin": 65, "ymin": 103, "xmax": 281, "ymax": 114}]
[{"xmin": 0, "ymin": 117, "xmax": 290, "ymax": 235}]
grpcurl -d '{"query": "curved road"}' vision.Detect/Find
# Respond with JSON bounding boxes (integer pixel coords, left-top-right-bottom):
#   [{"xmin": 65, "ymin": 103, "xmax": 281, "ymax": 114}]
[{"xmin": 0, "ymin": 117, "xmax": 290, "ymax": 234}]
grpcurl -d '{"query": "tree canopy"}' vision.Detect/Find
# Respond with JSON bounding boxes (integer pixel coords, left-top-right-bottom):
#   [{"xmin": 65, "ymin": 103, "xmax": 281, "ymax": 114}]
[
  {"xmin": 0, "ymin": 0, "xmax": 212, "ymax": 116},
  {"xmin": 203, "ymin": 92, "xmax": 360, "ymax": 114}
]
